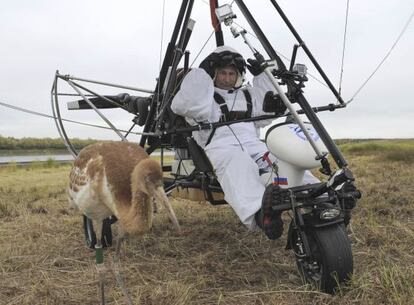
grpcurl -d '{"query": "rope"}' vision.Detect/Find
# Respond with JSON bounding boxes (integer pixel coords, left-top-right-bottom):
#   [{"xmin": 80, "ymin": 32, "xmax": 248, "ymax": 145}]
[
  {"xmin": 347, "ymin": 7, "xmax": 414, "ymax": 104},
  {"xmin": 338, "ymin": 0, "xmax": 350, "ymax": 96},
  {"xmin": 0, "ymin": 100, "xmax": 155, "ymax": 136}
]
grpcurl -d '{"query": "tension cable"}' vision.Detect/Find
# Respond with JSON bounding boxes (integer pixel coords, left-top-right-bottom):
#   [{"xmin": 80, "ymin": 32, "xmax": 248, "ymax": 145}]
[
  {"xmin": 347, "ymin": 7, "xmax": 414, "ymax": 104},
  {"xmin": 338, "ymin": 0, "xmax": 350, "ymax": 96},
  {"xmin": 0, "ymin": 100, "xmax": 154, "ymax": 136},
  {"xmin": 189, "ymin": 30, "xmax": 216, "ymax": 68},
  {"xmin": 157, "ymin": 0, "xmax": 167, "ymax": 99},
  {"xmin": 159, "ymin": 0, "xmax": 166, "ymax": 73}
]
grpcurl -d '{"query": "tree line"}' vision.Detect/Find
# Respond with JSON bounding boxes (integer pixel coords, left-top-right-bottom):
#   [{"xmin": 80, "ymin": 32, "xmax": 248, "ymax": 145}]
[{"xmin": 0, "ymin": 135, "xmax": 100, "ymax": 150}]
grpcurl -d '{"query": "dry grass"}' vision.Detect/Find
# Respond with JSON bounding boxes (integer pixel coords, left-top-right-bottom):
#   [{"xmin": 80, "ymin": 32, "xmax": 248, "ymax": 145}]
[{"xmin": 0, "ymin": 140, "xmax": 413, "ymax": 305}]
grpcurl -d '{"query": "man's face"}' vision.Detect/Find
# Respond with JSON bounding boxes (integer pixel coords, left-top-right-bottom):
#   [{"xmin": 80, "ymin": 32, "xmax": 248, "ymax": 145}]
[{"xmin": 214, "ymin": 66, "xmax": 238, "ymax": 90}]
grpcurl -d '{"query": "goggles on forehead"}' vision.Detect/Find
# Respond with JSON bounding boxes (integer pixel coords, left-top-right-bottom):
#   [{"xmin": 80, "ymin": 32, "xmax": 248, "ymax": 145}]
[
  {"xmin": 199, "ymin": 49, "xmax": 247, "ymax": 80},
  {"xmin": 215, "ymin": 52, "xmax": 246, "ymax": 72}
]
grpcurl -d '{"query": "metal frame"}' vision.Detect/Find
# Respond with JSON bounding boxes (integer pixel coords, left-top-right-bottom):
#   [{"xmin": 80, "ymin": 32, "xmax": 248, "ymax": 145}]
[
  {"xmin": 51, "ymin": 71, "xmax": 156, "ymax": 156},
  {"xmin": 54, "ymin": 2, "xmax": 361, "ymax": 293},
  {"xmin": 52, "ymin": 0, "xmax": 355, "ymax": 194}
]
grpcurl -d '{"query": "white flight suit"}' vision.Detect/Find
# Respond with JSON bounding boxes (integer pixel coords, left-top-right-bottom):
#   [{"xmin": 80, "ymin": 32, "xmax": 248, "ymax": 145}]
[{"xmin": 171, "ymin": 68, "xmax": 317, "ymax": 229}]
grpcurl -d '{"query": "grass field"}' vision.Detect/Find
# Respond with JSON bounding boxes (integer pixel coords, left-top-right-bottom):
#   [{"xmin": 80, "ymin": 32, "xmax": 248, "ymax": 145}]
[{"xmin": 0, "ymin": 140, "xmax": 413, "ymax": 305}]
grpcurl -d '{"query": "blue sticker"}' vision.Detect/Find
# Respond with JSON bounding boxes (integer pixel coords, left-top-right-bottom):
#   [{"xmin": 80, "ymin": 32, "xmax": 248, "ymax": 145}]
[{"xmin": 289, "ymin": 125, "xmax": 320, "ymax": 141}]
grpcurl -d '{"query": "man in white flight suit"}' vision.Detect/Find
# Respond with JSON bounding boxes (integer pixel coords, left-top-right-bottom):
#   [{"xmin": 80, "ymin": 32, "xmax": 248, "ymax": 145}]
[{"xmin": 171, "ymin": 46, "xmax": 314, "ymax": 239}]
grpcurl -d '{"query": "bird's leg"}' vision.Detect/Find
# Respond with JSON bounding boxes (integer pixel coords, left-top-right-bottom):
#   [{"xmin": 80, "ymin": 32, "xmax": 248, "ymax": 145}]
[
  {"xmin": 93, "ymin": 220, "xmax": 106, "ymax": 305},
  {"xmin": 114, "ymin": 226, "xmax": 128, "ymax": 263},
  {"xmin": 112, "ymin": 226, "xmax": 134, "ymax": 305}
]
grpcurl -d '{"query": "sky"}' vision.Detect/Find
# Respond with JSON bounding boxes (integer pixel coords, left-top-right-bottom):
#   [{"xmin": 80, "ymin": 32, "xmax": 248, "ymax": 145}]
[{"xmin": 1, "ymin": 0, "xmax": 413, "ymax": 141}]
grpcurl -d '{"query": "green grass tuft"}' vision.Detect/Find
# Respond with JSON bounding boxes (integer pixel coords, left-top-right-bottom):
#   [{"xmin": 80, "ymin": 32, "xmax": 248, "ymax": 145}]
[
  {"xmin": 0, "ymin": 201, "xmax": 13, "ymax": 218},
  {"xmin": 44, "ymin": 158, "xmax": 57, "ymax": 168},
  {"xmin": 340, "ymin": 140, "xmax": 414, "ymax": 163},
  {"xmin": 5, "ymin": 160, "xmax": 18, "ymax": 172}
]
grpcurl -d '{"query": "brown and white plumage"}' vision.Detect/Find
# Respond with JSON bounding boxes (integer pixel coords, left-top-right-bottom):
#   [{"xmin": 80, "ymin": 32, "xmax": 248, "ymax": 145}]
[
  {"xmin": 68, "ymin": 141, "xmax": 180, "ymax": 304},
  {"xmin": 68, "ymin": 141, "xmax": 180, "ymax": 238}
]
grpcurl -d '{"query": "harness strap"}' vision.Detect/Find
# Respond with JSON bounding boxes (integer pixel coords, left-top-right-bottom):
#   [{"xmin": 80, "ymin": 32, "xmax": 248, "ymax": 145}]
[
  {"xmin": 206, "ymin": 89, "xmax": 253, "ymax": 146},
  {"xmin": 242, "ymin": 89, "xmax": 253, "ymax": 119},
  {"xmin": 213, "ymin": 92, "xmax": 229, "ymax": 121},
  {"xmin": 205, "ymin": 124, "xmax": 217, "ymax": 147}
]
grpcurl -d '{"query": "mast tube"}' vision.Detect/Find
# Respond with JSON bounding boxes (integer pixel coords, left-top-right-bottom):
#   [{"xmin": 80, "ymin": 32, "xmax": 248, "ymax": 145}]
[{"xmin": 210, "ymin": 0, "xmax": 224, "ymax": 46}]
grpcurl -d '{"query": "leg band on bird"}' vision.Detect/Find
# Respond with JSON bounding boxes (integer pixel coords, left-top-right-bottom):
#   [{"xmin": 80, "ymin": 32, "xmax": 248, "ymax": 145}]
[{"xmin": 95, "ymin": 245, "xmax": 104, "ymax": 264}]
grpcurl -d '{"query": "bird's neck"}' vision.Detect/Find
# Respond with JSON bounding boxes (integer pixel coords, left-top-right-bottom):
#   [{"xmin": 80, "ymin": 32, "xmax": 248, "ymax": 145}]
[{"xmin": 119, "ymin": 188, "xmax": 152, "ymax": 235}]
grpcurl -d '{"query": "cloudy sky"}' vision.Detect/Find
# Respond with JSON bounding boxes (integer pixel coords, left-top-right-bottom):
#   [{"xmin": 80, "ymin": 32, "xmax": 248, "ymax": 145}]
[{"xmin": 1, "ymin": 0, "xmax": 413, "ymax": 141}]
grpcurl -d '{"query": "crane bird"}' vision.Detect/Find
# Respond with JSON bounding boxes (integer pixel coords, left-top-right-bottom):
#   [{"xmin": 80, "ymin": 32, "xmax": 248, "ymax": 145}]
[{"xmin": 68, "ymin": 141, "xmax": 180, "ymax": 304}]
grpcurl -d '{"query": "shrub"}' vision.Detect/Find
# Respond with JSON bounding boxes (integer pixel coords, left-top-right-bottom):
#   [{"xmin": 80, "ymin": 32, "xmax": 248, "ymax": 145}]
[
  {"xmin": 45, "ymin": 158, "xmax": 57, "ymax": 168},
  {"xmin": 382, "ymin": 147, "xmax": 414, "ymax": 163}
]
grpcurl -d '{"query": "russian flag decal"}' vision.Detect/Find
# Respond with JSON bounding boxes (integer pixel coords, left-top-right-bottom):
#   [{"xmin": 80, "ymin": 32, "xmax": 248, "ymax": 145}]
[{"xmin": 273, "ymin": 177, "xmax": 288, "ymax": 185}]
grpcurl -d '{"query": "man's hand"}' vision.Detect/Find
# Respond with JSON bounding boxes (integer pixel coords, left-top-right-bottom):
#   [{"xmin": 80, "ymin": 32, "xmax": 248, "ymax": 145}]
[
  {"xmin": 263, "ymin": 91, "xmax": 287, "ymax": 115},
  {"xmin": 246, "ymin": 58, "xmax": 263, "ymax": 76},
  {"xmin": 247, "ymin": 59, "xmax": 279, "ymax": 76}
]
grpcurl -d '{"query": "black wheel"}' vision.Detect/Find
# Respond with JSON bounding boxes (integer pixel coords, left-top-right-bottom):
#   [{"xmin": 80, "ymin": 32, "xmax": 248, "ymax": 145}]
[
  {"xmin": 291, "ymin": 224, "xmax": 353, "ymax": 294},
  {"xmin": 82, "ymin": 215, "xmax": 116, "ymax": 249}
]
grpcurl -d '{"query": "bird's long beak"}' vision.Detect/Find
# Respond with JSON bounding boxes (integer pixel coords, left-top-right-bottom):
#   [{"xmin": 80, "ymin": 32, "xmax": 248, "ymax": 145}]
[{"xmin": 154, "ymin": 186, "xmax": 181, "ymax": 232}]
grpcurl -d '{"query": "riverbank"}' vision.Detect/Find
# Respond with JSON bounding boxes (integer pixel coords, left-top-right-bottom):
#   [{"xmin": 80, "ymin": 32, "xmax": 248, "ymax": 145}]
[
  {"xmin": 0, "ymin": 149, "xmax": 70, "ymax": 156},
  {"xmin": 0, "ymin": 135, "xmax": 98, "ymax": 151},
  {"xmin": 0, "ymin": 149, "xmax": 74, "ymax": 165}
]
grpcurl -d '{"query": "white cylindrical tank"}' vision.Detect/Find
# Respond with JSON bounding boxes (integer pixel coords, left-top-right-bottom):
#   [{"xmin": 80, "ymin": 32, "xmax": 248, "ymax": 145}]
[{"xmin": 265, "ymin": 122, "xmax": 328, "ymax": 187}]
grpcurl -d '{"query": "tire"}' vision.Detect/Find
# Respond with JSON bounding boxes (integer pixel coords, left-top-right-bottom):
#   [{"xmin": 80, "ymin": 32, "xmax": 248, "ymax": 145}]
[
  {"xmin": 82, "ymin": 215, "xmax": 115, "ymax": 249},
  {"xmin": 291, "ymin": 224, "xmax": 353, "ymax": 294}
]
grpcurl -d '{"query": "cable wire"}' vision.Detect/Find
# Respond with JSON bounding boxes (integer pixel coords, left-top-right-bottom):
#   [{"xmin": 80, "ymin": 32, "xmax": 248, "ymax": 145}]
[
  {"xmin": 159, "ymin": 0, "xmax": 166, "ymax": 72},
  {"xmin": 201, "ymin": 0, "xmax": 413, "ymax": 106},
  {"xmin": 0, "ymin": 100, "xmax": 154, "ymax": 136},
  {"xmin": 156, "ymin": 0, "xmax": 167, "ymax": 105},
  {"xmin": 347, "ymin": 7, "xmax": 414, "ymax": 104},
  {"xmin": 338, "ymin": 0, "xmax": 350, "ymax": 96},
  {"xmin": 189, "ymin": 30, "xmax": 216, "ymax": 68}
]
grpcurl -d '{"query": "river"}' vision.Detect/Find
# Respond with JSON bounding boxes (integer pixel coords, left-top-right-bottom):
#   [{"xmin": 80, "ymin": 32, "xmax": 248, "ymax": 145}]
[{"xmin": 0, "ymin": 151, "xmax": 174, "ymax": 164}]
